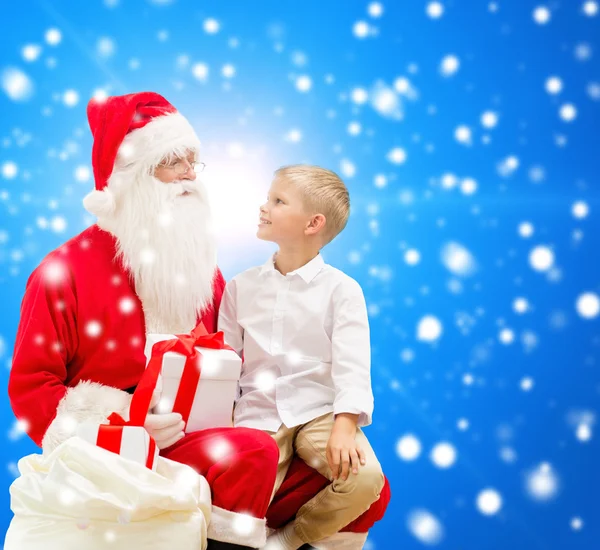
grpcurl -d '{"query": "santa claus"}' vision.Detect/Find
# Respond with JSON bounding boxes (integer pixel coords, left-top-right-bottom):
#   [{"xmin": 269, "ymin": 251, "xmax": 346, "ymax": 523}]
[{"xmin": 8, "ymin": 92, "xmax": 389, "ymax": 550}]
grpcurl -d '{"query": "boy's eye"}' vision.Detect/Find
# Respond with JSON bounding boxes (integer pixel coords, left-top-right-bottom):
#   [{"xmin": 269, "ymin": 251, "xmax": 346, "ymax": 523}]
[{"xmin": 275, "ymin": 199, "xmax": 283, "ymax": 204}]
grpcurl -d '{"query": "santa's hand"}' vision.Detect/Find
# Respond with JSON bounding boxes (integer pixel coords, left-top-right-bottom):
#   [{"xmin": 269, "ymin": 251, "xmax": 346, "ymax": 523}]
[{"xmin": 144, "ymin": 412, "xmax": 185, "ymax": 449}]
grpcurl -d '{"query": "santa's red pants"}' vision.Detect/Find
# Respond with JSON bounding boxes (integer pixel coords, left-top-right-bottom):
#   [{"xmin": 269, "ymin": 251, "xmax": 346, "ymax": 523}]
[{"xmin": 163, "ymin": 427, "xmax": 390, "ymax": 546}]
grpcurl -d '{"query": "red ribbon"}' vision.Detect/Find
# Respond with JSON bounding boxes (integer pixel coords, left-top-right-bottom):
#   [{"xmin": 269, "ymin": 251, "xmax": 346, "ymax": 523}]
[
  {"xmin": 96, "ymin": 424, "xmax": 123, "ymax": 456},
  {"xmin": 97, "ymin": 419, "xmax": 157, "ymax": 469},
  {"xmin": 146, "ymin": 437, "xmax": 157, "ymax": 469}
]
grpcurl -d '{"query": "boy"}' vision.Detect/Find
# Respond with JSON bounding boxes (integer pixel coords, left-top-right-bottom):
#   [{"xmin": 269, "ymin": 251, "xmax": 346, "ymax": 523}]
[{"xmin": 218, "ymin": 165, "xmax": 384, "ymax": 550}]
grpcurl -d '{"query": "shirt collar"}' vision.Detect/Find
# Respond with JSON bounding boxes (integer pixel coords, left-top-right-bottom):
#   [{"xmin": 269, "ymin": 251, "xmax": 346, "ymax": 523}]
[{"xmin": 260, "ymin": 253, "xmax": 325, "ymax": 284}]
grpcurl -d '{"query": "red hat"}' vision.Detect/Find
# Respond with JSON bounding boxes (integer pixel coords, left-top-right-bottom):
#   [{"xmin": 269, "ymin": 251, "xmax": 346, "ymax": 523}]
[{"xmin": 83, "ymin": 92, "xmax": 200, "ymax": 217}]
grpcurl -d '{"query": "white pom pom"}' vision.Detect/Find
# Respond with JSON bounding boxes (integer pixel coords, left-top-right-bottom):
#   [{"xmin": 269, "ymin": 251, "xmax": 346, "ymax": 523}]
[{"xmin": 83, "ymin": 188, "xmax": 116, "ymax": 218}]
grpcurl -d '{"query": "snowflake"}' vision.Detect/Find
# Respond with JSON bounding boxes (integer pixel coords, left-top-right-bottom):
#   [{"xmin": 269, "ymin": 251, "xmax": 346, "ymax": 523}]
[
  {"xmin": 45, "ymin": 28, "xmax": 62, "ymax": 46},
  {"xmin": 407, "ymin": 509, "xmax": 444, "ymax": 545},
  {"xmin": 368, "ymin": 2, "xmax": 384, "ymax": 18},
  {"xmin": 559, "ymin": 103, "xmax": 577, "ymax": 122},
  {"xmin": 481, "ymin": 110, "xmax": 499, "ymax": 128},
  {"xmin": 22, "ymin": 44, "xmax": 42, "ymax": 62},
  {"xmin": 396, "ymin": 434, "xmax": 422, "ymax": 461},
  {"xmin": 203, "ymin": 18, "xmax": 220, "ymax": 34},
  {"xmin": 1, "ymin": 68, "xmax": 34, "ymax": 101},
  {"xmin": 545, "ymin": 76, "xmax": 563, "ymax": 94},
  {"xmin": 350, "ymin": 87, "xmax": 369, "ymax": 104},
  {"xmin": 457, "ymin": 418, "xmax": 469, "ymax": 431},
  {"xmin": 476, "ymin": 488, "xmax": 502, "ymax": 515},
  {"xmin": 222, "ymin": 64, "xmax": 236, "ymax": 78},
  {"xmin": 404, "ymin": 249, "xmax": 420, "ymax": 266},
  {"xmin": 529, "ymin": 246, "xmax": 554, "ymax": 272},
  {"xmin": 440, "ymin": 54, "xmax": 460, "ymax": 76},
  {"xmin": 192, "ymin": 63, "xmax": 209, "ymax": 82},
  {"xmin": 386, "ymin": 147, "xmax": 407, "ymax": 164},
  {"xmin": 441, "ymin": 242, "xmax": 477, "ymax": 276},
  {"xmin": 205, "ymin": 436, "xmax": 233, "ymax": 462},
  {"xmin": 454, "ymin": 125, "xmax": 471, "ymax": 145},
  {"xmin": 525, "ymin": 462, "xmax": 560, "ymax": 501},
  {"xmin": 571, "ymin": 517, "xmax": 584, "ymax": 531},
  {"xmin": 63, "ymin": 89, "xmax": 79, "ymax": 107},
  {"xmin": 430, "ymin": 442, "xmax": 457, "ymax": 468},
  {"xmin": 347, "ymin": 121, "xmax": 361, "ymax": 136},
  {"xmin": 417, "ymin": 315, "xmax": 443, "ymax": 342},
  {"xmin": 85, "ymin": 320, "xmax": 103, "ymax": 338},
  {"xmin": 532, "ymin": 6, "xmax": 551, "ymax": 25},
  {"xmin": 576, "ymin": 292, "xmax": 599, "ymax": 319},
  {"xmin": 340, "ymin": 159, "xmax": 356, "ymax": 178},
  {"xmin": 571, "ymin": 200, "xmax": 589, "ymax": 219},
  {"xmin": 295, "ymin": 75, "xmax": 312, "ymax": 92},
  {"xmin": 426, "ymin": 2, "xmax": 444, "ymax": 19},
  {"xmin": 371, "ymin": 84, "xmax": 402, "ymax": 119},
  {"xmin": 1, "ymin": 161, "xmax": 18, "ymax": 179},
  {"xmin": 97, "ymin": 37, "xmax": 116, "ymax": 57},
  {"xmin": 353, "ymin": 21, "xmax": 371, "ymax": 39}
]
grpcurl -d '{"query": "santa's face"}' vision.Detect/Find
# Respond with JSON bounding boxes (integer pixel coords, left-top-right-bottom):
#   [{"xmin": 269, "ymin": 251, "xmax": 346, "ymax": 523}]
[
  {"xmin": 153, "ymin": 151, "xmax": 200, "ymax": 185},
  {"xmin": 100, "ymin": 152, "xmax": 217, "ymax": 335}
]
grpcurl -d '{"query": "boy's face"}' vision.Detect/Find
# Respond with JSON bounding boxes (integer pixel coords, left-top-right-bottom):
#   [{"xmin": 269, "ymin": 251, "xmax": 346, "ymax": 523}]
[{"xmin": 258, "ymin": 177, "xmax": 312, "ymax": 245}]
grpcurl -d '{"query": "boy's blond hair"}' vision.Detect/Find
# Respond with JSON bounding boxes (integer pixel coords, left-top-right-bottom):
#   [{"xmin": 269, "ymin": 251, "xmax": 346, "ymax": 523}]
[{"xmin": 274, "ymin": 165, "xmax": 350, "ymax": 245}]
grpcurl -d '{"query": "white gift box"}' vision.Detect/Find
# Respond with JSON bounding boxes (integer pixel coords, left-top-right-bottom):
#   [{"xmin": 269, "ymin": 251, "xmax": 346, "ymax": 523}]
[
  {"xmin": 144, "ymin": 333, "xmax": 242, "ymax": 433},
  {"xmin": 76, "ymin": 420, "xmax": 159, "ymax": 471}
]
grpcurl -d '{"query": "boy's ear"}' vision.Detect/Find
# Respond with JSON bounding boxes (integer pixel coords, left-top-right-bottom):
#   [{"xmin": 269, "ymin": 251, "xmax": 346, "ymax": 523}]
[{"xmin": 305, "ymin": 214, "xmax": 327, "ymax": 236}]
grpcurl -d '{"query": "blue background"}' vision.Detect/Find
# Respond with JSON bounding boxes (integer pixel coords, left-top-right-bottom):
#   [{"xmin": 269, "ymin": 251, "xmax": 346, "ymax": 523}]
[{"xmin": 1, "ymin": 0, "xmax": 599, "ymax": 548}]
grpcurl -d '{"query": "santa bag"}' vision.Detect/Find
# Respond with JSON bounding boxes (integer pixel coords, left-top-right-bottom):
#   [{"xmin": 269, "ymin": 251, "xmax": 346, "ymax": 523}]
[
  {"xmin": 4, "ymin": 437, "xmax": 212, "ymax": 550},
  {"xmin": 144, "ymin": 324, "xmax": 241, "ymax": 433}
]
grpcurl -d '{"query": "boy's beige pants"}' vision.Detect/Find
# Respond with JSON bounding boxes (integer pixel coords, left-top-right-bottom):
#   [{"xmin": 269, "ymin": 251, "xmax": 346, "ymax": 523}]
[{"xmin": 267, "ymin": 413, "xmax": 385, "ymax": 544}]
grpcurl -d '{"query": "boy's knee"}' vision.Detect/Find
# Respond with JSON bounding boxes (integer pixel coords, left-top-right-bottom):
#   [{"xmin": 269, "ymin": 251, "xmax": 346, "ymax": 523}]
[
  {"xmin": 358, "ymin": 463, "xmax": 385, "ymax": 497},
  {"xmin": 337, "ymin": 462, "xmax": 384, "ymax": 504}
]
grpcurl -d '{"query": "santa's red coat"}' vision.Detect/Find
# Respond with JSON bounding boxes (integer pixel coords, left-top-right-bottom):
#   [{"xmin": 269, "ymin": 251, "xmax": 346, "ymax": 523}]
[{"xmin": 9, "ymin": 224, "xmax": 389, "ymax": 542}]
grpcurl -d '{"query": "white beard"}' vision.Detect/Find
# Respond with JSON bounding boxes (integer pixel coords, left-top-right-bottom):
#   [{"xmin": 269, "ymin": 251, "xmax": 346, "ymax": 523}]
[{"xmin": 99, "ymin": 171, "xmax": 217, "ymax": 334}]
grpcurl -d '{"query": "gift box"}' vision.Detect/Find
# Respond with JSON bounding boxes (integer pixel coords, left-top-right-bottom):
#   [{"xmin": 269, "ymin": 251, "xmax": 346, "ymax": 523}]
[
  {"xmin": 144, "ymin": 331, "xmax": 241, "ymax": 433},
  {"xmin": 76, "ymin": 419, "xmax": 159, "ymax": 471}
]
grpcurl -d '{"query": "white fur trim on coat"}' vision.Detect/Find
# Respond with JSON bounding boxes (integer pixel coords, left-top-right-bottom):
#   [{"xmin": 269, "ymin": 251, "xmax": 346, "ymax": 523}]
[
  {"xmin": 207, "ymin": 505, "xmax": 267, "ymax": 548},
  {"xmin": 41, "ymin": 381, "xmax": 132, "ymax": 455}
]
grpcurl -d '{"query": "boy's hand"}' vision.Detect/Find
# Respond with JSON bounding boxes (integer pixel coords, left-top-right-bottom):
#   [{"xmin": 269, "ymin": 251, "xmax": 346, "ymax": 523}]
[{"xmin": 326, "ymin": 413, "xmax": 366, "ymax": 481}]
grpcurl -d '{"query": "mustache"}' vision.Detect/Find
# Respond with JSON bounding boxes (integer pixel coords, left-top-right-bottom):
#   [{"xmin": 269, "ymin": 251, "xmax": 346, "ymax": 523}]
[{"xmin": 169, "ymin": 180, "xmax": 201, "ymax": 198}]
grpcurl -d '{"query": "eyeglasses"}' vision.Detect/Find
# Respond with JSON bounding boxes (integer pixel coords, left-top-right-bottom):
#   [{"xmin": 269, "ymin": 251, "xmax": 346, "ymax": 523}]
[{"xmin": 159, "ymin": 159, "xmax": 206, "ymax": 175}]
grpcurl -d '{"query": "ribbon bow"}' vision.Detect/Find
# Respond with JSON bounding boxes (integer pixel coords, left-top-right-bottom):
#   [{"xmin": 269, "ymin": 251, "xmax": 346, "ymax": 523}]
[{"xmin": 128, "ymin": 324, "xmax": 233, "ymax": 430}]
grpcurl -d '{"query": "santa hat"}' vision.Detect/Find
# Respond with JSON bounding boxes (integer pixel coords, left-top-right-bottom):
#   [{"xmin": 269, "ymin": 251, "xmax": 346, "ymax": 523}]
[{"xmin": 83, "ymin": 92, "xmax": 201, "ymax": 218}]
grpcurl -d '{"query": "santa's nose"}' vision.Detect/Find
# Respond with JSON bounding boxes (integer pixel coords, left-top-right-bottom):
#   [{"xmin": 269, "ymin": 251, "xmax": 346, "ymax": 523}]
[{"xmin": 181, "ymin": 166, "xmax": 197, "ymax": 181}]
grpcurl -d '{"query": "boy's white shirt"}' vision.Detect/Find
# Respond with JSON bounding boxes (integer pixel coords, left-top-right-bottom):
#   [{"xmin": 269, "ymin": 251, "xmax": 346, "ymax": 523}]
[{"xmin": 218, "ymin": 253, "xmax": 374, "ymax": 432}]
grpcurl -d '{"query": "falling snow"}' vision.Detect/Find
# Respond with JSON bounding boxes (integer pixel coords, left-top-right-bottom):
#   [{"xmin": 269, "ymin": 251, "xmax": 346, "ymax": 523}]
[{"xmin": 0, "ymin": 3, "xmax": 598, "ymax": 548}]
